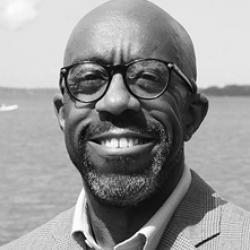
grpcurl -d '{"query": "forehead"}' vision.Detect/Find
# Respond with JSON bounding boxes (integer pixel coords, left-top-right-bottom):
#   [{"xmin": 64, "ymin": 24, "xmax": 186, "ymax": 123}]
[{"xmin": 64, "ymin": 14, "xmax": 180, "ymax": 66}]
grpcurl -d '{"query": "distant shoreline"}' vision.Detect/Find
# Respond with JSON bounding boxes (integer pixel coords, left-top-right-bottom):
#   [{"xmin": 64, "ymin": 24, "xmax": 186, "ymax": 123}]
[
  {"xmin": 199, "ymin": 85, "xmax": 250, "ymax": 97},
  {"xmin": 1, "ymin": 85, "xmax": 250, "ymax": 97}
]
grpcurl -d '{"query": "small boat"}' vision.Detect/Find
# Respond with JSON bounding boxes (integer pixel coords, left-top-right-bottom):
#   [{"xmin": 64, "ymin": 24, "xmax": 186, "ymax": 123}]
[{"xmin": 0, "ymin": 104, "xmax": 18, "ymax": 112}]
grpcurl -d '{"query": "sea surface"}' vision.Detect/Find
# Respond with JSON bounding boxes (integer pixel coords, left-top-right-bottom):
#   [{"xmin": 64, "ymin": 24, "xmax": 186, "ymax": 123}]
[{"xmin": 0, "ymin": 91, "xmax": 250, "ymax": 245}]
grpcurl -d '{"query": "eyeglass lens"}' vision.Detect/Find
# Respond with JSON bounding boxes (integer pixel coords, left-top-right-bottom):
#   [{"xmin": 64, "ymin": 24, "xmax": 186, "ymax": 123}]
[{"xmin": 66, "ymin": 60, "xmax": 170, "ymax": 102}]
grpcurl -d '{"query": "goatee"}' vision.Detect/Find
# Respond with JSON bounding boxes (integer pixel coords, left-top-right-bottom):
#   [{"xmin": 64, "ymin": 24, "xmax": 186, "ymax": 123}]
[{"xmin": 76, "ymin": 120, "xmax": 173, "ymax": 207}]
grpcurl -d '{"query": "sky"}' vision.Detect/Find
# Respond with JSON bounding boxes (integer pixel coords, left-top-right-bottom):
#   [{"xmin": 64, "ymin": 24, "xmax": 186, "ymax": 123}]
[{"xmin": 0, "ymin": 0, "xmax": 250, "ymax": 88}]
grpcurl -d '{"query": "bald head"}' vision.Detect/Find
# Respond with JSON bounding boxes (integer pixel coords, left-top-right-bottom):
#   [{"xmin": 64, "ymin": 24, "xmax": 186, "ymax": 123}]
[{"xmin": 64, "ymin": 0, "xmax": 197, "ymax": 84}]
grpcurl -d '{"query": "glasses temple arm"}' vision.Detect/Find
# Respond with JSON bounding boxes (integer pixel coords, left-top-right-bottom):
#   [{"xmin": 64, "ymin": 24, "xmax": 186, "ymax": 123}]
[{"xmin": 169, "ymin": 64, "xmax": 197, "ymax": 93}]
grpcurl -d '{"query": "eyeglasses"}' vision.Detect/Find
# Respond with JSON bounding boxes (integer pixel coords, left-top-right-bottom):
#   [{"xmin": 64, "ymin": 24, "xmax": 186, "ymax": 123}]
[{"xmin": 59, "ymin": 58, "xmax": 196, "ymax": 103}]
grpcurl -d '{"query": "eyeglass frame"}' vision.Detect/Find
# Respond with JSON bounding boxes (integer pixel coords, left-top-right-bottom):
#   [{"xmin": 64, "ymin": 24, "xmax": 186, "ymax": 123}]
[{"xmin": 59, "ymin": 58, "xmax": 197, "ymax": 103}]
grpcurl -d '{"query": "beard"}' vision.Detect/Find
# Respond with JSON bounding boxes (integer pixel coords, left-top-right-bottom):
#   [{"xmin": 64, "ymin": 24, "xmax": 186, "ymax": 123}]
[{"xmin": 75, "ymin": 119, "xmax": 175, "ymax": 207}]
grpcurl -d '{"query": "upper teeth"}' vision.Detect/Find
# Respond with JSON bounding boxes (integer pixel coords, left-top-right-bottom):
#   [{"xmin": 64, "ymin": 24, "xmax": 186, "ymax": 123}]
[{"xmin": 100, "ymin": 138, "xmax": 141, "ymax": 148}]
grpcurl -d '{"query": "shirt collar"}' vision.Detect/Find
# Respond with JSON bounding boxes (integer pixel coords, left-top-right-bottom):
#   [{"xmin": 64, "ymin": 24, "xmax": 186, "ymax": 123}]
[{"xmin": 72, "ymin": 165, "xmax": 191, "ymax": 250}]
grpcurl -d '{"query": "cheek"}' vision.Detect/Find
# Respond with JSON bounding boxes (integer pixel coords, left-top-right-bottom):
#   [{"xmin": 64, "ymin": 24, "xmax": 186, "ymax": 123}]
[
  {"xmin": 142, "ymin": 96, "xmax": 185, "ymax": 152},
  {"xmin": 64, "ymin": 100, "xmax": 94, "ymax": 131},
  {"xmin": 63, "ymin": 101, "xmax": 94, "ymax": 161}
]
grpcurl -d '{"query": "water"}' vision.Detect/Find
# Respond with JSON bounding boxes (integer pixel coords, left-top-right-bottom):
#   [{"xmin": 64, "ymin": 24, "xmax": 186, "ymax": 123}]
[{"xmin": 0, "ymin": 91, "xmax": 250, "ymax": 245}]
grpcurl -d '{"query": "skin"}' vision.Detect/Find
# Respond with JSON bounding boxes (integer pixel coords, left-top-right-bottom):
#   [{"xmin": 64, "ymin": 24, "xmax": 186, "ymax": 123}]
[{"xmin": 54, "ymin": 0, "xmax": 208, "ymax": 248}]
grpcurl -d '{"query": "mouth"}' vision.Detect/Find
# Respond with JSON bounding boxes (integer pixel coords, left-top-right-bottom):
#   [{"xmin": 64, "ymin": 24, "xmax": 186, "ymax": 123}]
[
  {"xmin": 94, "ymin": 137, "xmax": 152, "ymax": 148},
  {"xmin": 87, "ymin": 129, "xmax": 157, "ymax": 156}
]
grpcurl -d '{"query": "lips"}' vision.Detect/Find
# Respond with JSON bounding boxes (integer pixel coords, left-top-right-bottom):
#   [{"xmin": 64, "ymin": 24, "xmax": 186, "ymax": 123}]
[
  {"xmin": 81, "ymin": 125, "xmax": 162, "ymax": 174},
  {"xmin": 87, "ymin": 129, "xmax": 157, "ymax": 156}
]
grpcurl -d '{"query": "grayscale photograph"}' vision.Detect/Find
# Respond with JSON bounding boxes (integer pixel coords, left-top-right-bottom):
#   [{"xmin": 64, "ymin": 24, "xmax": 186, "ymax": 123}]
[{"xmin": 0, "ymin": 0, "xmax": 250, "ymax": 249}]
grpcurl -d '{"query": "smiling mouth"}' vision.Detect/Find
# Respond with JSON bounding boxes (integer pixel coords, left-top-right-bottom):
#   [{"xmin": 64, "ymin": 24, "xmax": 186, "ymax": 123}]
[
  {"xmin": 88, "ymin": 129, "xmax": 156, "ymax": 150},
  {"xmin": 93, "ymin": 137, "xmax": 153, "ymax": 148},
  {"xmin": 86, "ymin": 130, "xmax": 159, "ymax": 166}
]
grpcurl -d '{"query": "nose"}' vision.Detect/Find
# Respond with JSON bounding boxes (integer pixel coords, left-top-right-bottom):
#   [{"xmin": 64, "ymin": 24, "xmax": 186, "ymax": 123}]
[{"xmin": 95, "ymin": 74, "xmax": 141, "ymax": 115}]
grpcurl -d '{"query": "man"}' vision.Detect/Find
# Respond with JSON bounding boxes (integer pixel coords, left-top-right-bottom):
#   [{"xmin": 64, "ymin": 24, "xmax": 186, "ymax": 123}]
[{"xmin": 1, "ymin": 0, "xmax": 250, "ymax": 249}]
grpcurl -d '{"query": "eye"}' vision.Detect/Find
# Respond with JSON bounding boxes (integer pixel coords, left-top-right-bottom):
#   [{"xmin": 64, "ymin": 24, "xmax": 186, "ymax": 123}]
[
  {"xmin": 81, "ymin": 72, "xmax": 106, "ymax": 81},
  {"xmin": 68, "ymin": 70, "xmax": 108, "ymax": 95},
  {"xmin": 71, "ymin": 70, "xmax": 107, "ymax": 82},
  {"xmin": 135, "ymin": 79, "xmax": 162, "ymax": 92},
  {"xmin": 128, "ymin": 70, "xmax": 162, "ymax": 86},
  {"xmin": 138, "ymin": 72, "xmax": 159, "ymax": 81},
  {"xmin": 128, "ymin": 71, "xmax": 159, "ymax": 81}
]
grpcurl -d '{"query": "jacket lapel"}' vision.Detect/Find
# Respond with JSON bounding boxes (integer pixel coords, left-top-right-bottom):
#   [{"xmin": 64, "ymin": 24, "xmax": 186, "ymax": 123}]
[
  {"xmin": 50, "ymin": 208, "xmax": 87, "ymax": 250},
  {"xmin": 157, "ymin": 171, "xmax": 222, "ymax": 249}
]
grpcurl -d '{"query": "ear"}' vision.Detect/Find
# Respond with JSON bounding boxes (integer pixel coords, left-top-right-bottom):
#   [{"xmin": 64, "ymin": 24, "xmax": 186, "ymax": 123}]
[
  {"xmin": 183, "ymin": 93, "xmax": 208, "ymax": 141},
  {"xmin": 53, "ymin": 94, "xmax": 65, "ymax": 131}
]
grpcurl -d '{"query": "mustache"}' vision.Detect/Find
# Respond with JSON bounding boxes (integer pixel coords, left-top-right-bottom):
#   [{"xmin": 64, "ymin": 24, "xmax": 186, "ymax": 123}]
[{"xmin": 81, "ymin": 119, "xmax": 164, "ymax": 141}]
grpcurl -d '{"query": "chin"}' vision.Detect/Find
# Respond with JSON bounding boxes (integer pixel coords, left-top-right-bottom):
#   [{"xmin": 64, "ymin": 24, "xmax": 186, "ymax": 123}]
[{"xmin": 84, "ymin": 171, "xmax": 160, "ymax": 207}]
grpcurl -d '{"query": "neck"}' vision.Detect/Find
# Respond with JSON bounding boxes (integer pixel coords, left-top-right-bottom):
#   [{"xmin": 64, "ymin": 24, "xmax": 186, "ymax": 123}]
[{"xmin": 84, "ymin": 156, "xmax": 185, "ymax": 248}]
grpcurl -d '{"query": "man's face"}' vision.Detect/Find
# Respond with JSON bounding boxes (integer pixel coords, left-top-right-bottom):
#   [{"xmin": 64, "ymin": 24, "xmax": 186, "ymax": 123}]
[{"xmin": 60, "ymin": 14, "xmax": 190, "ymax": 207}]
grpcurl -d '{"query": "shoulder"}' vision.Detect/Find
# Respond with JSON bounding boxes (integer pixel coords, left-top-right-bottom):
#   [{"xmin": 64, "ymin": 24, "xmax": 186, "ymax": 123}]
[
  {"xmin": 190, "ymin": 171, "xmax": 250, "ymax": 248},
  {"xmin": 0, "ymin": 208, "xmax": 74, "ymax": 250},
  {"xmin": 220, "ymin": 201, "xmax": 250, "ymax": 238},
  {"xmin": 162, "ymin": 170, "xmax": 250, "ymax": 249},
  {"xmin": 190, "ymin": 170, "xmax": 250, "ymax": 223},
  {"xmin": 222, "ymin": 201, "xmax": 250, "ymax": 221}
]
